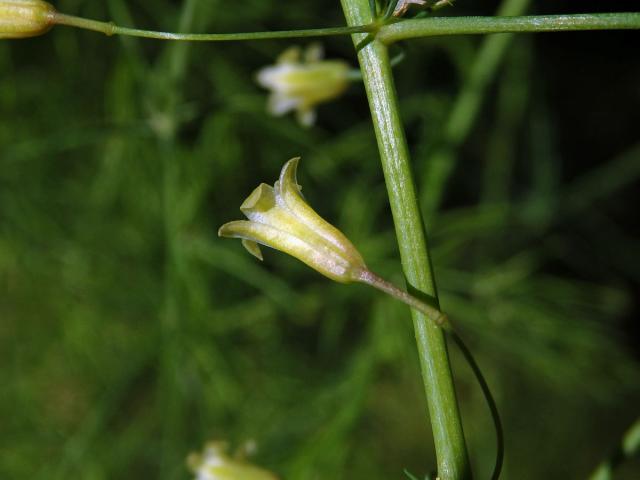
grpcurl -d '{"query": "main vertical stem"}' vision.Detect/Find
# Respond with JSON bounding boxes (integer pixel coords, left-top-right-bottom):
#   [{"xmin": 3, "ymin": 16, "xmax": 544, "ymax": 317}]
[{"xmin": 340, "ymin": 2, "xmax": 470, "ymax": 478}]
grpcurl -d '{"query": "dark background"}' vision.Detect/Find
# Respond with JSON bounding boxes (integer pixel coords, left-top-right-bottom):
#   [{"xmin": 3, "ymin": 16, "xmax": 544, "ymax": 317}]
[{"xmin": 1, "ymin": 1, "xmax": 638, "ymax": 479}]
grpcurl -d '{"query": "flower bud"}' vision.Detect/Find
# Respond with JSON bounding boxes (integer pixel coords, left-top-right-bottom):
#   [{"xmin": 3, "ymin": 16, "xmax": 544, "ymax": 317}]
[{"xmin": 0, "ymin": 0, "xmax": 56, "ymax": 39}]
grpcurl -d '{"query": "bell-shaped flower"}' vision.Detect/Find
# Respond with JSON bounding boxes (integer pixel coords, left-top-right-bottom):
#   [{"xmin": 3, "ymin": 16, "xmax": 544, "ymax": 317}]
[
  {"xmin": 256, "ymin": 43, "xmax": 352, "ymax": 127},
  {"xmin": 218, "ymin": 158, "xmax": 367, "ymax": 284},
  {"xmin": 0, "ymin": 0, "xmax": 56, "ymax": 39},
  {"xmin": 219, "ymin": 158, "xmax": 449, "ymax": 327},
  {"xmin": 187, "ymin": 441, "xmax": 278, "ymax": 480}
]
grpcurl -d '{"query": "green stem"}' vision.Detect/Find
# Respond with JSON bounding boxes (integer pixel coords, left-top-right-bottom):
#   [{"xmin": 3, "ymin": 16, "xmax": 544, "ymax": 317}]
[
  {"xmin": 378, "ymin": 12, "xmax": 640, "ymax": 43},
  {"xmin": 340, "ymin": 1, "xmax": 470, "ymax": 478},
  {"xmin": 52, "ymin": 12, "xmax": 373, "ymax": 41}
]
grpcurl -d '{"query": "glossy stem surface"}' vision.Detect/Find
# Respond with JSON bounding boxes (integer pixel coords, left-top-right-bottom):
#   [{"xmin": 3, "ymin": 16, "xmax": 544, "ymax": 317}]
[
  {"xmin": 378, "ymin": 12, "xmax": 640, "ymax": 43},
  {"xmin": 341, "ymin": 1, "xmax": 470, "ymax": 478}
]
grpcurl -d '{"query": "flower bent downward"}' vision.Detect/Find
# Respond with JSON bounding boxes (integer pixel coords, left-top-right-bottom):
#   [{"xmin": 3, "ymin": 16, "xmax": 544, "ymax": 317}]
[{"xmin": 218, "ymin": 158, "xmax": 367, "ymax": 283}]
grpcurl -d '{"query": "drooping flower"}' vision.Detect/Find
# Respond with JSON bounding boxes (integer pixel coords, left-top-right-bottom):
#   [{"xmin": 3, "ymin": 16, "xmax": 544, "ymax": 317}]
[
  {"xmin": 256, "ymin": 44, "xmax": 352, "ymax": 127},
  {"xmin": 218, "ymin": 158, "xmax": 450, "ymax": 327},
  {"xmin": 218, "ymin": 157, "xmax": 367, "ymax": 283},
  {"xmin": 0, "ymin": 0, "xmax": 56, "ymax": 39},
  {"xmin": 187, "ymin": 441, "xmax": 278, "ymax": 480}
]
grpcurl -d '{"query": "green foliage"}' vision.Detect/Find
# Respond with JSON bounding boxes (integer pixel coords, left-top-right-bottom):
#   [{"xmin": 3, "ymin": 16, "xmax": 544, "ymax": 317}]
[{"xmin": 1, "ymin": 1, "xmax": 638, "ymax": 479}]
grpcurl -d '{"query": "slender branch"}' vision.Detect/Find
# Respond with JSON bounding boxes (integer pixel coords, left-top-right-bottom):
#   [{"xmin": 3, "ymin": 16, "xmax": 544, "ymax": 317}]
[
  {"xmin": 357, "ymin": 270, "xmax": 450, "ymax": 327},
  {"xmin": 51, "ymin": 13, "xmax": 374, "ymax": 41},
  {"xmin": 378, "ymin": 12, "xmax": 640, "ymax": 43},
  {"xmin": 340, "ymin": 1, "xmax": 471, "ymax": 478}
]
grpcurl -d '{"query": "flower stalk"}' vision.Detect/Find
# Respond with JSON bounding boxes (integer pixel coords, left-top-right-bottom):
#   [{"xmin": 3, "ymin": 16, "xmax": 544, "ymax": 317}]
[{"xmin": 44, "ymin": 11, "xmax": 375, "ymax": 40}]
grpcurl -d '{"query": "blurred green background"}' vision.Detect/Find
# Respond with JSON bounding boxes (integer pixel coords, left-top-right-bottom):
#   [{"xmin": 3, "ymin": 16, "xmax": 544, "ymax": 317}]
[{"xmin": 1, "ymin": 0, "xmax": 639, "ymax": 479}]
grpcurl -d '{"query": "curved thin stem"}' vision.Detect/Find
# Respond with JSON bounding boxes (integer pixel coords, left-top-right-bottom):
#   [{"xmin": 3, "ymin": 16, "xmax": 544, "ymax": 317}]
[
  {"xmin": 378, "ymin": 12, "xmax": 640, "ymax": 44},
  {"xmin": 52, "ymin": 13, "xmax": 374, "ymax": 41},
  {"xmin": 357, "ymin": 268, "xmax": 504, "ymax": 480},
  {"xmin": 449, "ymin": 332, "xmax": 504, "ymax": 480}
]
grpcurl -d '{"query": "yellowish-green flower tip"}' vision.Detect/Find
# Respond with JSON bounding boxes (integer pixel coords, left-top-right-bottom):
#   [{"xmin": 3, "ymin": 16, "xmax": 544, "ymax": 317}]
[
  {"xmin": 187, "ymin": 441, "xmax": 278, "ymax": 480},
  {"xmin": 218, "ymin": 157, "xmax": 367, "ymax": 284},
  {"xmin": 256, "ymin": 43, "xmax": 352, "ymax": 127},
  {"xmin": 0, "ymin": 0, "xmax": 56, "ymax": 39}
]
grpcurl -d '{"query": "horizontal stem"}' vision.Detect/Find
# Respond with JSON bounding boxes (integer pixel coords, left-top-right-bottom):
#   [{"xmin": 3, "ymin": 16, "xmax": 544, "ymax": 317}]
[
  {"xmin": 52, "ymin": 13, "xmax": 374, "ymax": 41},
  {"xmin": 378, "ymin": 12, "xmax": 640, "ymax": 43}
]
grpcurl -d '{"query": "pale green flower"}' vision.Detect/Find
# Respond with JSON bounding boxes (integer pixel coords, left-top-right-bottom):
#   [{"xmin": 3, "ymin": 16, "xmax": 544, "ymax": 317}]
[
  {"xmin": 218, "ymin": 158, "xmax": 449, "ymax": 327},
  {"xmin": 256, "ymin": 44, "xmax": 351, "ymax": 127},
  {"xmin": 218, "ymin": 157, "xmax": 367, "ymax": 283},
  {"xmin": 0, "ymin": 0, "xmax": 56, "ymax": 39},
  {"xmin": 187, "ymin": 442, "xmax": 278, "ymax": 480}
]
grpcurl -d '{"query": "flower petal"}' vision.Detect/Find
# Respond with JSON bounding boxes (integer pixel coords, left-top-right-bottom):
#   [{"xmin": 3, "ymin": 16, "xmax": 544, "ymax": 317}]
[
  {"xmin": 304, "ymin": 43, "xmax": 324, "ymax": 63},
  {"xmin": 240, "ymin": 183, "xmax": 276, "ymax": 218},
  {"xmin": 275, "ymin": 158, "xmax": 365, "ymax": 265},
  {"xmin": 218, "ymin": 219, "xmax": 354, "ymax": 283},
  {"xmin": 267, "ymin": 93, "xmax": 299, "ymax": 116},
  {"xmin": 242, "ymin": 239, "xmax": 263, "ymax": 260},
  {"xmin": 277, "ymin": 45, "xmax": 301, "ymax": 64},
  {"xmin": 296, "ymin": 107, "xmax": 316, "ymax": 127}
]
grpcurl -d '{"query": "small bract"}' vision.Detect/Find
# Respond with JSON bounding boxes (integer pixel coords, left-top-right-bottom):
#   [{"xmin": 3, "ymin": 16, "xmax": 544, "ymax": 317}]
[
  {"xmin": 218, "ymin": 158, "xmax": 367, "ymax": 283},
  {"xmin": 0, "ymin": 0, "xmax": 56, "ymax": 39},
  {"xmin": 256, "ymin": 44, "xmax": 351, "ymax": 127}
]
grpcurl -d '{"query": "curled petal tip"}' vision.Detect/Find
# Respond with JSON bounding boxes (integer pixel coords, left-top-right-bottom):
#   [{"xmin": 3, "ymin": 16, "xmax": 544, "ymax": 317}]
[
  {"xmin": 217, "ymin": 223, "xmax": 232, "ymax": 238},
  {"xmin": 240, "ymin": 183, "xmax": 275, "ymax": 215},
  {"xmin": 279, "ymin": 157, "xmax": 302, "ymax": 192}
]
